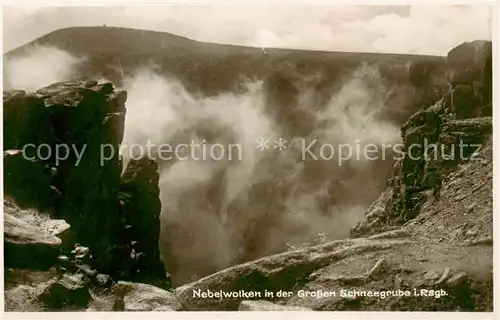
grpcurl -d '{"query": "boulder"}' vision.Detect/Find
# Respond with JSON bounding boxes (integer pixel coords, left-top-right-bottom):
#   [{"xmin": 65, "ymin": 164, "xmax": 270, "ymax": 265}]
[
  {"xmin": 95, "ymin": 274, "xmax": 113, "ymax": 287},
  {"xmin": 405, "ymin": 138, "xmax": 493, "ymax": 245},
  {"xmin": 174, "ymin": 238, "xmax": 405, "ymax": 310},
  {"xmin": 351, "ymin": 116, "xmax": 492, "ymax": 238},
  {"xmin": 71, "ymin": 245, "xmax": 92, "ymax": 265},
  {"xmin": 43, "ymin": 219, "xmax": 71, "ymax": 238},
  {"xmin": 39, "ymin": 274, "xmax": 91, "ymax": 309},
  {"xmin": 113, "ymin": 281, "xmax": 182, "ymax": 311},
  {"xmin": 4, "ymin": 200, "xmax": 65, "ymax": 268},
  {"xmin": 77, "ymin": 264, "xmax": 98, "ymax": 279},
  {"xmin": 5, "ymin": 283, "xmax": 46, "ymax": 312},
  {"xmin": 42, "ymin": 219, "xmax": 72, "ymax": 250}
]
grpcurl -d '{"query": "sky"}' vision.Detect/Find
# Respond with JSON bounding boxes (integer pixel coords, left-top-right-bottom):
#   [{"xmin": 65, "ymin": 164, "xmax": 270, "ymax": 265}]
[{"xmin": 2, "ymin": 4, "xmax": 493, "ymax": 55}]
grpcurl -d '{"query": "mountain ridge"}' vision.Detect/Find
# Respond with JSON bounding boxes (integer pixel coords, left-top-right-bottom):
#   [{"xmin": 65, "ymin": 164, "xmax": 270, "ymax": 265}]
[
  {"xmin": 5, "ymin": 26, "xmax": 447, "ymax": 59},
  {"xmin": 3, "ymin": 26, "xmax": 447, "ymax": 99}
]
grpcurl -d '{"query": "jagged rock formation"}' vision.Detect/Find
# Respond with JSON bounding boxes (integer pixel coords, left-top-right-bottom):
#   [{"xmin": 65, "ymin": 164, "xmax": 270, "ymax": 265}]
[
  {"xmin": 3, "ymin": 81, "xmax": 125, "ymax": 271},
  {"xmin": 117, "ymin": 158, "xmax": 165, "ymax": 281},
  {"xmin": 351, "ymin": 40, "xmax": 492, "ymax": 237},
  {"xmin": 3, "ymin": 80, "xmax": 165, "ymax": 284}
]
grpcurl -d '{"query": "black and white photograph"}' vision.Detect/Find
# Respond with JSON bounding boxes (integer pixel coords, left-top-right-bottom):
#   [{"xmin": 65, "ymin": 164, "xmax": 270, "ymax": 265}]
[{"xmin": 1, "ymin": 1, "xmax": 496, "ymax": 314}]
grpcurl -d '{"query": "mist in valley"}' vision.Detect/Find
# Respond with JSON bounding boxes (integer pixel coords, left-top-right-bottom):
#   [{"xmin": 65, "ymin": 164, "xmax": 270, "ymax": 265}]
[{"xmin": 4, "ymin": 44, "xmax": 417, "ymax": 286}]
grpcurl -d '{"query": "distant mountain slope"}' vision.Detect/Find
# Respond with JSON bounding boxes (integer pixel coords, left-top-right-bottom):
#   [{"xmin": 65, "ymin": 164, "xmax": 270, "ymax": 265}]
[{"xmin": 4, "ymin": 26, "xmax": 445, "ymax": 97}]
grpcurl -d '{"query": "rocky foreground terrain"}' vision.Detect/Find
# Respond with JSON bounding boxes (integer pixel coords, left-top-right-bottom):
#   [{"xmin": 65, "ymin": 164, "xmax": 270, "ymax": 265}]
[{"xmin": 3, "ymin": 39, "xmax": 492, "ymax": 311}]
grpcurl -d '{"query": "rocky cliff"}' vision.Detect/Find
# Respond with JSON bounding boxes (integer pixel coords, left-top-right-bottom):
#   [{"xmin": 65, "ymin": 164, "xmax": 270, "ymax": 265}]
[
  {"xmin": 3, "ymin": 40, "xmax": 493, "ymax": 312},
  {"xmin": 118, "ymin": 157, "xmax": 165, "ymax": 281},
  {"xmin": 3, "ymin": 80, "xmax": 165, "ymax": 285},
  {"xmin": 351, "ymin": 40, "xmax": 492, "ymax": 238}
]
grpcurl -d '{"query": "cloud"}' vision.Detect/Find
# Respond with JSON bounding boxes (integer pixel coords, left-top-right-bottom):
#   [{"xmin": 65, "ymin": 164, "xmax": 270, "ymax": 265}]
[
  {"xmin": 117, "ymin": 60, "xmax": 409, "ymax": 285},
  {"xmin": 3, "ymin": 44, "xmax": 82, "ymax": 91},
  {"xmin": 3, "ymin": 5, "xmax": 491, "ymax": 55}
]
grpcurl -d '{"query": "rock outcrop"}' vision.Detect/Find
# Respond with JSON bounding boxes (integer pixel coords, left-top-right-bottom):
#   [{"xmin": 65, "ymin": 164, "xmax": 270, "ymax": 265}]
[
  {"xmin": 408, "ymin": 57, "xmax": 450, "ymax": 109},
  {"xmin": 4, "ymin": 273, "xmax": 180, "ymax": 312},
  {"xmin": 3, "ymin": 80, "xmax": 125, "ymax": 271},
  {"xmin": 447, "ymin": 40, "xmax": 492, "ymax": 89},
  {"xmin": 111, "ymin": 281, "xmax": 182, "ymax": 311},
  {"xmin": 4, "ymin": 199, "xmax": 65, "ymax": 269},
  {"xmin": 3, "ymin": 149, "xmax": 56, "ymax": 212},
  {"xmin": 3, "ymin": 80, "xmax": 164, "ymax": 283},
  {"xmin": 351, "ymin": 40, "xmax": 492, "ymax": 238},
  {"xmin": 39, "ymin": 274, "xmax": 91, "ymax": 309},
  {"xmin": 116, "ymin": 158, "xmax": 165, "ymax": 281}
]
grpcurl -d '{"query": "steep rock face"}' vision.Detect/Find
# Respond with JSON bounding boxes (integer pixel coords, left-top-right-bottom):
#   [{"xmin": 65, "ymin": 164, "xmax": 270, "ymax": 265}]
[
  {"xmin": 350, "ymin": 40, "xmax": 492, "ymax": 238},
  {"xmin": 444, "ymin": 40, "xmax": 492, "ymax": 120},
  {"xmin": 3, "ymin": 80, "xmax": 164, "ymax": 280},
  {"xmin": 3, "ymin": 150, "xmax": 56, "ymax": 211},
  {"xmin": 408, "ymin": 57, "xmax": 450, "ymax": 109},
  {"xmin": 446, "ymin": 40, "xmax": 492, "ymax": 88},
  {"xmin": 3, "ymin": 90, "xmax": 48, "ymax": 150},
  {"xmin": 3, "ymin": 91, "xmax": 58, "ymax": 211},
  {"xmin": 37, "ymin": 81, "xmax": 126, "ymax": 272},
  {"xmin": 3, "ymin": 80, "xmax": 126, "ymax": 272},
  {"xmin": 117, "ymin": 158, "xmax": 165, "ymax": 281}
]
